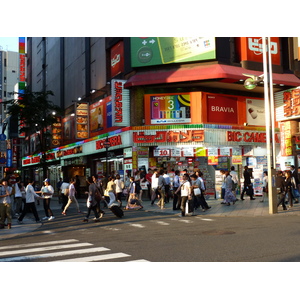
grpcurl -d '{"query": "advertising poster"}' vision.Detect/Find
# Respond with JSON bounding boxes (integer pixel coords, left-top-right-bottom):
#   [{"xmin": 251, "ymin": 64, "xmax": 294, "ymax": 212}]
[
  {"xmin": 150, "ymin": 94, "xmax": 191, "ymax": 124},
  {"xmin": 206, "ymin": 94, "xmax": 238, "ymax": 124},
  {"xmin": 246, "ymin": 98, "xmax": 265, "ymax": 126},
  {"xmin": 76, "ymin": 103, "xmax": 89, "ymax": 139},
  {"xmin": 131, "ymin": 37, "xmax": 216, "ymax": 67},
  {"xmin": 89, "ymin": 96, "xmax": 112, "ymax": 138}
]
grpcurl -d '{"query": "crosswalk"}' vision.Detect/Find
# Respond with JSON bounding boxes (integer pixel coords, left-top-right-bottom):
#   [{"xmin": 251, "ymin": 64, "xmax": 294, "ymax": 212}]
[{"xmin": 0, "ymin": 239, "xmax": 149, "ymax": 262}]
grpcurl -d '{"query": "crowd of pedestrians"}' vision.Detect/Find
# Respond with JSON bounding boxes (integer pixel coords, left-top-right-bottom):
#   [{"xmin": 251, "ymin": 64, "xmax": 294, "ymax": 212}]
[{"xmin": 1, "ymin": 164, "xmax": 300, "ymax": 229}]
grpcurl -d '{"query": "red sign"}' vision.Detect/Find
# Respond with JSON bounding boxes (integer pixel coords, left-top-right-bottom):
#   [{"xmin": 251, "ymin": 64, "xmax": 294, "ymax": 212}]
[
  {"xmin": 206, "ymin": 94, "xmax": 238, "ymax": 124},
  {"xmin": 226, "ymin": 131, "xmax": 280, "ymax": 143},
  {"xmin": 237, "ymin": 37, "xmax": 281, "ymax": 66},
  {"xmin": 133, "ymin": 130, "xmax": 204, "ymax": 143},
  {"xmin": 96, "ymin": 135, "xmax": 122, "ymax": 150},
  {"xmin": 19, "ymin": 54, "xmax": 26, "ymax": 82},
  {"xmin": 113, "ymin": 81, "xmax": 123, "ymax": 123},
  {"xmin": 110, "ymin": 41, "xmax": 124, "ymax": 78}
]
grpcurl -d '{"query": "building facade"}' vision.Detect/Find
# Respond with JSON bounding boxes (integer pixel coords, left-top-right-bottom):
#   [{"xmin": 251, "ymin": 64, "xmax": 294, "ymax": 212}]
[{"xmin": 22, "ymin": 37, "xmax": 300, "ymax": 197}]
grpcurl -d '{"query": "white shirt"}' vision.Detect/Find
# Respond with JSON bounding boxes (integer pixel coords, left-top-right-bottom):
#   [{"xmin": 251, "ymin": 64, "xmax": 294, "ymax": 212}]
[
  {"xmin": 41, "ymin": 184, "xmax": 54, "ymax": 199},
  {"xmin": 181, "ymin": 181, "xmax": 191, "ymax": 196},
  {"xmin": 14, "ymin": 183, "xmax": 23, "ymax": 198},
  {"xmin": 25, "ymin": 184, "xmax": 40, "ymax": 203},
  {"xmin": 151, "ymin": 173, "xmax": 158, "ymax": 189},
  {"xmin": 69, "ymin": 183, "xmax": 76, "ymax": 197},
  {"xmin": 230, "ymin": 171, "xmax": 238, "ymax": 184},
  {"xmin": 163, "ymin": 174, "xmax": 170, "ymax": 185},
  {"xmin": 114, "ymin": 179, "xmax": 124, "ymax": 193}
]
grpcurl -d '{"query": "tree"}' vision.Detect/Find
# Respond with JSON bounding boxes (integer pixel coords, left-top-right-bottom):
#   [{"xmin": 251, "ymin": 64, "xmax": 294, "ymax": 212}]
[{"xmin": 6, "ymin": 89, "xmax": 63, "ymax": 179}]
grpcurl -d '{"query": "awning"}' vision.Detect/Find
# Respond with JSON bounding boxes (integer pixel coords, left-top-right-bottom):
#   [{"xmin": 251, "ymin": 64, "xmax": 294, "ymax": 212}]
[{"xmin": 124, "ymin": 64, "xmax": 300, "ymax": 88}]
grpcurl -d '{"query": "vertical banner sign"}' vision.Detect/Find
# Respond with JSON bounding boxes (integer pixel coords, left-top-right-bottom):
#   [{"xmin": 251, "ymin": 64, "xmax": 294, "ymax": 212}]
[
  {"xmin": 76, "ymin": 103, "xmax": 89, "ymax": 139},
  {"xmin": 18, "ymin": 37, "xmax": 26, "ymax": 138},
  {"xmin": 111, "ymin": 79, "xmax": 130, "ymax": 126}
]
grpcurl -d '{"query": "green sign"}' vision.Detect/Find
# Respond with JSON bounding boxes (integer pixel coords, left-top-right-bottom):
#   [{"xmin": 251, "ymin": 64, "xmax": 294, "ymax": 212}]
[{"xmin": 131, "ymin": 37, "xmax": 216, "ymax": 67}]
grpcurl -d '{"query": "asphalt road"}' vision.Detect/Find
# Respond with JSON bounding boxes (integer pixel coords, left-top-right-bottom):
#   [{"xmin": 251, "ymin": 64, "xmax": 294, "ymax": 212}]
[{"xmin": 2, "ymin": 207, "xmax": 300, "ymax": 262}]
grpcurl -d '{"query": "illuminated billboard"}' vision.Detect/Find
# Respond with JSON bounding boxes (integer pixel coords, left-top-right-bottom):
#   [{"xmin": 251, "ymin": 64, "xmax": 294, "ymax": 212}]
[{"xmin": 131, "ymin": 37, "xmax": 216, "ymax": 67}]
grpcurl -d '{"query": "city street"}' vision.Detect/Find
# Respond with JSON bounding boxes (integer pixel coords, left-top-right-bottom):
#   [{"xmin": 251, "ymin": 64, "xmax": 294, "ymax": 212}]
[{"xmin": 2, "ymin": 202, "xmax": 300, "ymax": 262}]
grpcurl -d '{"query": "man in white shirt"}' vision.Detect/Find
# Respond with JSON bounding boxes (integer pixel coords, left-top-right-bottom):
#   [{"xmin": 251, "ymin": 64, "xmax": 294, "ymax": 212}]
[
  {"xmin": 18, "ymin": 179, "xmax": 42, "ymax": 224},
  {"xmin": 151, "ymin": 169, "xmax": 159, "ymax": 205}
]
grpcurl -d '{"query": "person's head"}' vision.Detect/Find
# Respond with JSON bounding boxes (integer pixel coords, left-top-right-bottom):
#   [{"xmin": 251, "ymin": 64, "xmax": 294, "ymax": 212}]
[
  {"xmin": 86, "ymin": 176, "xmax": 93, "ymax": 184},
  {"xmin": 44, "ymin": 178, "xmax": 50, "ymax": 185},
  {"xmin": 108, "ymin": 176, "xmax": 115, "ymax": 182},
  {"xmin": 175, "ymin": 170, "xmax": 180, "ymax": 175},
  {"xmin": 291, "ymin": 165, "xmax": 295, "ymax": 170},
  {"xmin": 130, "ymin": 176, "xmax": 134, "ymax": 182},
  {"xmin": 183, "ymin": 173, "xmax": 190, "ymax": 181},
  {"xmin": 1, "ymin": 179, "xmax": 8, "ymax": 186},
  {"xmin": 190, "ymin": 174, "xmax": 198, "ymax": 180},
  {"xmin": 263, "ymin": 171, "xmax": 268, "ymax": 176},
  {"xmin": 285, "ymin": 170, "xmax": 292, "ymax": 178},
  {"xmin": 116, "ymin": 174, "xmax": 120, "ymax": 179},
  {"xmin": 225, "ymin": 171, "xmax": 230, "ymax": 177},
  {"xmin": 277, "ymin": 170, "xmax": 283, "ymax": 176},
  {"xmin": 231, "ymin": 166, "xmax": 235, "ymax": 171},
  {"xmin": 244, "ymin": 166, "xmax": 248, "ymax": 170}
]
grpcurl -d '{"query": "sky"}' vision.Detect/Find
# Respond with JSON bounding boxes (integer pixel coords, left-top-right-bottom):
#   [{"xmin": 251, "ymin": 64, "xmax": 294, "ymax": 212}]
[{"xmin": 0, "ymin": 37, "xmax": 19, "ymax": 52}]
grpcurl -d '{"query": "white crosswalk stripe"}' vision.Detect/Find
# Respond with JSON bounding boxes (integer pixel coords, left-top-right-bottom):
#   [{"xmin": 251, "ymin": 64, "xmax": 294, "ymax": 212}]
[
  {"xmin": 56, "ymin": 252, "xmax": 131, "ymax": 262},
  {"xmin": 0, "ymin": 239, "xmax": 149, "ymax": 262}
]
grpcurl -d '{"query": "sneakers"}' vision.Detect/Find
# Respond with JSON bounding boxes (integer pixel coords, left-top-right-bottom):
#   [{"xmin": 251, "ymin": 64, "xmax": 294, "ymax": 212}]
[
  {"xmin": 83, "ymin": 218, "xmax": 88, "ymax": 222},
  {"xmin": 94, "ymin": 218, "xmax": 101, "ymax": 222},
  {"xmin": 48, "ymin": 216, "xmax": 55, "ymax": 221},
  {"xmin": 62, "ymin": 212, "xmax": 66, "ymax": 215},
  {"xmin": 42, "ymin": 216, "xmax": 49, "ymax": 221},
  {"xmin": 99, "ymin": 212, "xmax": 105, "ymax": 218}
]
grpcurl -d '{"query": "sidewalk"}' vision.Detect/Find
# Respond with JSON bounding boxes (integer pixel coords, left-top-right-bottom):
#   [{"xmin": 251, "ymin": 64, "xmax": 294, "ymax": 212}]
[{"xmin": 1, "ymin": 195, "xmax": 299, "ymax": 240}]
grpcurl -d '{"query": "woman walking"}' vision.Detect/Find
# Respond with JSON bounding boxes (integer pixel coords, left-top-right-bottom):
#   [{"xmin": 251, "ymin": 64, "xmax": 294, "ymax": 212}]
[
  {"xmin": 224, "ymin": 171, "xmax": 236, "ymax": 206},
  {"xmin": 106, "ymin": 176, "xmax": 117, "ymax": 207},
  {"xmin": 62, "ymin": 178, "xmax": 81, "ymax": 215}
]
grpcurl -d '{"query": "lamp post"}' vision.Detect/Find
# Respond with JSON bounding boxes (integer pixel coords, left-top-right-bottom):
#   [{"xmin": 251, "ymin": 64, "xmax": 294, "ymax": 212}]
[
  {"xmin": 103, "ymin": 137, "xmax": 110, "ymax": 175},
  {"xmin": 243, "ymin": 37, "xmax": 277, "ymax": 214}
]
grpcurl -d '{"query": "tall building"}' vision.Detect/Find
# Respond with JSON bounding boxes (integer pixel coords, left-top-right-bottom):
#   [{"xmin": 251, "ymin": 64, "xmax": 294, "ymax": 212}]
[
  {"xmin": 23, "ymin": 37, "xmax": 300, "ymax": 199},
  {"xmin": 0, "ymin": 49, "xmax": 20, "ymax": 177}
]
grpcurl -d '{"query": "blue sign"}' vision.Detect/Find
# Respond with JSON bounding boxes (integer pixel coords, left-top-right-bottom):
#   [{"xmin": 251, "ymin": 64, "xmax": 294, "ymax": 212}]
[{"xmin": 0, "ymin": 134, "xmax": 6, "ymax": 141}]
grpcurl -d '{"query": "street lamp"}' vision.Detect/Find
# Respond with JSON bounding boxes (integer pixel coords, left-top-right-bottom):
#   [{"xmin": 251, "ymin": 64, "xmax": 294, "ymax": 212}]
[
  {"xmin": 243, "ymin": 37, "xmax": 277, "ymax": 214},
  {"xmin": 103, "ymin": 137, "xmax": 110, "ymax": 175}
]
